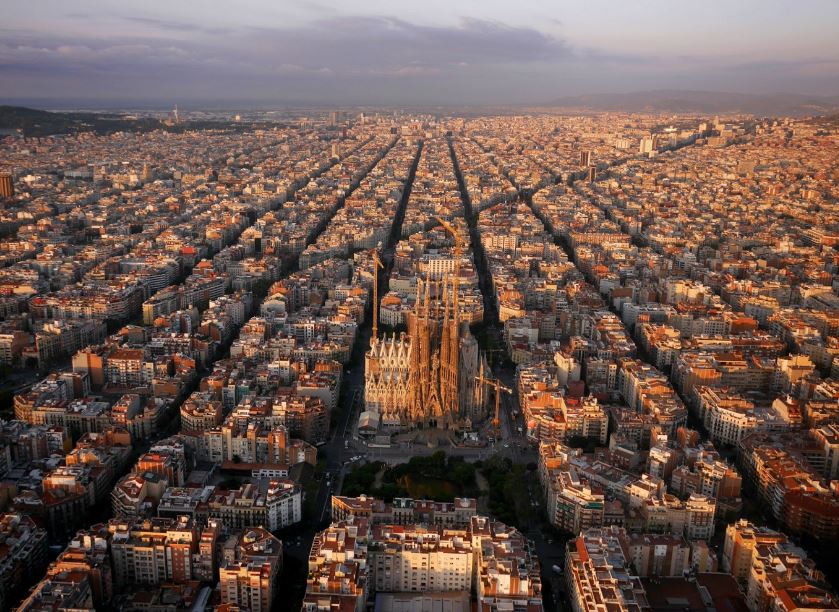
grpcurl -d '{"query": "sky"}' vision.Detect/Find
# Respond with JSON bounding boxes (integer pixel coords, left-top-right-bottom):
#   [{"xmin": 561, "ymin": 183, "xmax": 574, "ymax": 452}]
[{"xmin": 2, "ymin": 0, "xmax": 839, "ymax": 107}]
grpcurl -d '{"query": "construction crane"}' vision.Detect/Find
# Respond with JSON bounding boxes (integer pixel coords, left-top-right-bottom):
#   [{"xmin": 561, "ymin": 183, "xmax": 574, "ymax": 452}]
[
  {"xmin": 476, "ymin": 374, "xmax": 512, "ymax": 430},
  {"xmin": 435, "ymin": 216, "xmax": 463, "ymax": 319},
  {"xmin": 371, "ymin": 249, "xmax": 384, "ymax": 341},
  {"xmin": 436, "ymin": 217, "xmax": 463, "ymax": 259}
]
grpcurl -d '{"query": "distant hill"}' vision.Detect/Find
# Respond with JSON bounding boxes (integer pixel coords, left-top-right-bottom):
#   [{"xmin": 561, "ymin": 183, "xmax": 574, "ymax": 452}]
[
  {"xmin": 533, "ymin": 90, "xmax": 839, "ymax": 117},
  {"xmin": 0, "ymin": 105, "xmax": 289, "ymax": 136},
  {"xmin": 808, "ymin": 112, "xmax": 839, "ymax": 127},
  {"xmin": 0, "ymin": 105, "xmax": 167, "ymax": 136}
]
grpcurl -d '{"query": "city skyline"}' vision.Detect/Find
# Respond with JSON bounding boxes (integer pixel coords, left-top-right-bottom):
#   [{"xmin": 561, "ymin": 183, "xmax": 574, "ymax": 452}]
[
  {"xmin": 2, "ymin": 101, "xmax": 839, "ymax": 612},
  {"xmin": 2, "ymin": 3, "xmax": 839, "ymax": 611},
  {"xmin": 3, "ymin": 0, "xmax": 839, "ymax": 106}
]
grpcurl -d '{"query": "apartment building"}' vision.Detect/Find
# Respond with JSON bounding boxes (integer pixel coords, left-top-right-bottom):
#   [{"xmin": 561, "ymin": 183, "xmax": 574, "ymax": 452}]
[
  {"xmin": 108, "ymin": 516, "xmax": 199, "ymax": 585},
  {"xmin": 0, "ymin": 513, "xmax": 49, "ymax": 609},
  {"xmin": 219, "ymin": 527, "xmax": 283, "ymax": 612},
  {"xmin": 545, "ymin": 469, "xmax": 605, "ymax": 534},
  {"xmin": 206, "ymin": 479, "xmax": 302, "ymax": 532},
  {"xmin": 305, "ymin": 509, "xmax": 541, "ymax": 612},
  {"xmin": 331, "ymin": 495, "xmax": 477, "ymax": 527},
  {"xmin": 368, "ymin": 524, "xmax": 473, "ymax": 593},
  {"xmin": 565, "ymin": 527, "xmax": 650, "ymax": 612}
]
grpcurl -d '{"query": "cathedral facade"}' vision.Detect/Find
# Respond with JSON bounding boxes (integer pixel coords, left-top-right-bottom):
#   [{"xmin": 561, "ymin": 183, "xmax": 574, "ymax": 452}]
[{"xmin": 365, "ymin": 277, "xmax": 489, "ymax": 430}]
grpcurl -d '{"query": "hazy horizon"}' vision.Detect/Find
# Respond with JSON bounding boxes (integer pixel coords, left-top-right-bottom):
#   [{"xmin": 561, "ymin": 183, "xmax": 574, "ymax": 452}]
[{"xmin": 3, "ymin": 0, "xmax": 839, "ymax": 106}]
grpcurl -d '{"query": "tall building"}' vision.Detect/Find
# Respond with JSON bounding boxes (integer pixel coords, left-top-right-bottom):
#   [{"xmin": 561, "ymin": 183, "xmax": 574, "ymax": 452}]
[
  {"xmin": 195, "ymin": 519, "xmax": 222, "ymax": 583},
  {"xmin": 369, "ymin": 523, "xmax": 473, "ymax": 593},
  {"xmin": 565, "ymin": 528, "xmax": 650, "ymax": 612},
  {"xmin": 206, "ymin": 479, "xmax": 302, "ymax": 531},
  {"xmin": 0, "ymin": 172, "xmax": 13, "ymax": 199},
  {"xmin": 305, "ymin": 510, "xmax": 542, "ymax": 612},
  {"xmin": 108, "ymin": 516, "xmax": 198, "ymax": 585},
  {"xmin": 219, "ymin": 527, "xmax": 283, "ymax": 612},
  {"xmin": 722, "ymin": 520, "xmax": 839, "ymax": 612},
  {"xmin": 639, "ymin": 135, "xmax": 658, "ymax": 154},
  {"xmin": 545, "ymin": 470, "xmax": 605, "ymax": 534},
  {"xmin": 0, "ymin": 513, "xmax": 49, "ymax": 609},
  {"xmin": 15, "ymin": 570, "xmax": 95, "ymax": 611},
  {"xmin": 304, "ymin": 519, "xmax": 370, "ymax": 612},
  {"xmin": 365, "ymin": 277, "xmax": 488, "ymax": 430},
  {"xmin": 722, "ymin": 519, "xmax": 787, "ymax": 582},
  {"xmin": 471, "ymin": 515, "xmax": 543, "ymax": 611},
  {"xmin": 46, "ymin": 526, "xmax": 113, "ymax": 609}
]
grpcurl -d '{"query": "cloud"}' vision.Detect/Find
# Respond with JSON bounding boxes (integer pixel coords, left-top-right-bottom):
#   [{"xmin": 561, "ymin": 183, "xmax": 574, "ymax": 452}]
[
  {"xmin": 0, "ymin": 15, "xmax": 572, "ymax": 78},
  {"xmin": 726, "ymin": 56, "xmax": 839, "ymax": 72},
  {"xmin": 121, "ymin": 16, "xmax": 231, "ymax": 35},
  {"xmin": 0, "ymin": 14, "xmax": 583, "ymax": 105},
  {"xmin": 236, "ymin": 16, "xmax": 572, "ymax": 76},
  {"xmin": 2, "ymin": 11, "xmax": 837, "ymax": 104},
  {"xmin": 0, "ymin": 38, "xmax": 203, "ymax": 72}
]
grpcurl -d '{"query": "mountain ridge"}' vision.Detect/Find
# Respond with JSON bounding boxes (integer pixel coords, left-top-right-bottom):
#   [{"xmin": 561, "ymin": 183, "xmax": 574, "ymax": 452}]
[
  {"xmin": 0, "ymin": 105, "xmax": 167, "ymax": 136},
  {"xmin": 532, "ymin": 90, "xmax": 839, "ymax": 116}
]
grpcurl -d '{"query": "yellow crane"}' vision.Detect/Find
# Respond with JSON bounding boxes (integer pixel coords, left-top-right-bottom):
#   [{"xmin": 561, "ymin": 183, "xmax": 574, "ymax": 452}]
[
  {"xmin": 371, "ymin": 249, "xmax": 384, "ymax": 341},
  {"xmin": 435, "ymin": 216, "xmax": 463, "ymax": 321},
  {"xmin": 476, "ymin": 373, "xmax": 512, "ymax": 430},
  {"xmin": 435, "ymin": 216, "xmax": 463, "ymax": 260}
]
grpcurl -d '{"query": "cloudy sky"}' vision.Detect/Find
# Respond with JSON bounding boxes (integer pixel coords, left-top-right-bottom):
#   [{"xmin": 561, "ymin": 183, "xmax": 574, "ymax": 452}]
[{"xmin": 2, "ymin": 0, "xmax": 839, "ymax": 106}]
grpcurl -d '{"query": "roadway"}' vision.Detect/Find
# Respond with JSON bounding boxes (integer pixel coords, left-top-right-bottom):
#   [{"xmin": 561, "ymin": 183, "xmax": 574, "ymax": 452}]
[{"xmin": 281, "ymin": 141, "xmax": 425, "ymax": 611}]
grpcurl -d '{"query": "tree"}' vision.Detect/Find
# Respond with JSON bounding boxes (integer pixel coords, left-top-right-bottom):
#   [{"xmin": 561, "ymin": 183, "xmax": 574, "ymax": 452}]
[{"xmin": 449, "ymin": 461, "xmax": 476, "ymax": 488}]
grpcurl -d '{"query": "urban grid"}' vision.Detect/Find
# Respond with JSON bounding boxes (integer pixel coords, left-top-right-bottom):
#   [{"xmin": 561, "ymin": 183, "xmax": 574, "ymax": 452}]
[{"xmin": 1, "ymin": 103, "xmax": 839, "ymax": 612}]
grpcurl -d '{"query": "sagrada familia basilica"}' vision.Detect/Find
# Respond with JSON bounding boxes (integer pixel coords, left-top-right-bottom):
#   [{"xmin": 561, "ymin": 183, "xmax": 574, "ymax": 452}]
[{"xmin": 364, "ymin": 274, "xmax": 490, "ymax": 431}]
